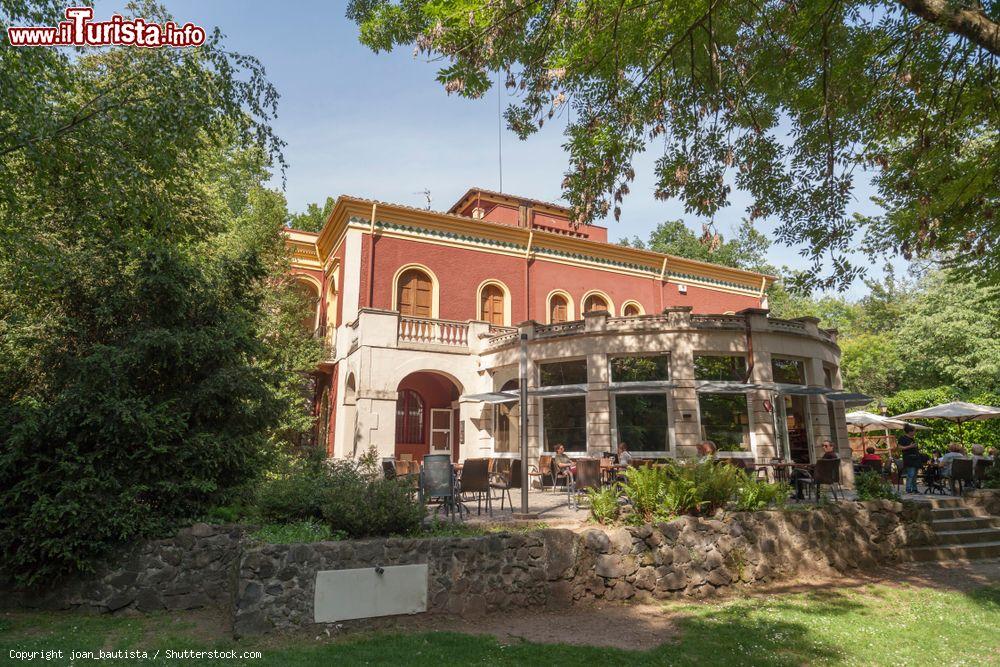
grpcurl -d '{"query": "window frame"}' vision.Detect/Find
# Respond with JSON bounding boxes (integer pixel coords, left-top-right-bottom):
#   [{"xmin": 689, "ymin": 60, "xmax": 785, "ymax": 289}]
[
  {"xmin": 395, "ymin": 388, "xmax": 425, "ymax": 444},
  {"xmin": 545, "ymin": 289, "xmax": 575, "ymax": 324},
  {"xmin": 476, "ymin": 279, "xmax": 511, "ymax": 327},
  {"xmin": 392, "ymin": 264, "xmax": 439, "ymax": 319}
]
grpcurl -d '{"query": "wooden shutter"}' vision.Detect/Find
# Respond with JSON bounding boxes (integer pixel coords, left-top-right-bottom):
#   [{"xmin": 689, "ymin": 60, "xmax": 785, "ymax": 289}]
[
  {"xmin": 550, "ymin": 295, "xmax": 568, "ymax": 323},
  {"xmin": 623, "ymin": 303, "xmax": 640, "ymax": 317},
  {"xmin": 584, "ymin": 294, "xmax": 607, "ymax": 313},
  {"xmin": 397, "ymin": 269, "xmax": 432, "ymax": 317},
  {"xmin": 480, "ymin": 284, "xmax": 505, "ymax": 326}
]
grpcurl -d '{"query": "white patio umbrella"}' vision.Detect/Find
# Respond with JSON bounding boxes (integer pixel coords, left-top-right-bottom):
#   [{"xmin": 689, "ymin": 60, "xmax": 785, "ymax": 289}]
[
  {"xmin": 845, "ymin": 411, "xmax": 927, "ymax": 449},
  {"xmin": 890, "ymin": 401, "xmax": 1000, "ymax": 445}
]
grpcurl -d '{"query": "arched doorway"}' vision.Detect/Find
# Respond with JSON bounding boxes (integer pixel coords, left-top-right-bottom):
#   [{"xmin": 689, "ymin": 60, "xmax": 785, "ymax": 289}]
[{"xmin": 394, "ymin": 371, "xmax": 462, "ymax": 462}]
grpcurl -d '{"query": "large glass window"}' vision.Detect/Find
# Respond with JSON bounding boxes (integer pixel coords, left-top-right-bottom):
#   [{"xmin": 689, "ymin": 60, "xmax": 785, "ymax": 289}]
[
  {"xmin": 694, "ymin": 355, "xmax": 748, "ymax": 382},
  {"xmin": 771, "ymin": 358, "xmax": 805, "ymax": 384},
  {"xmin": 777, "ymin": 394, "xmax": 811, "ymax": 463},
  {"xmin": 395, "ymin": 389, "xmax": 424, "ymax": 444},
  {"xmin": 540, "ymin": 359, "xmax": 588, "ymax": 386},
  {"xmin": 610, "ymin": 355, "xmax": 670, "ymax": 382},
  {"xmin": 698, "ymin": 394, "xmax": 752, "ymax": 451},
  {"xmin": 615, "ymin": 394, "xmax": 670, "ymax": 451},
  {"xmin": 694, "ymin": 355, "xmax": 752, "ymax": 451},
  {"xmin": 542, "ymin": 396, "xmax": 587, "ymax": 452}
]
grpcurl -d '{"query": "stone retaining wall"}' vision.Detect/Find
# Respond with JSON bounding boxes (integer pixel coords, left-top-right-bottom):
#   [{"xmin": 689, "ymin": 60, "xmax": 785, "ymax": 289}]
[
  {"xmin": 4, "ymin": 524, "xmax": 247, "ymax": 613},
  {"xmin": 964, "ymin": 489, "xmax": 1000, "ymax": 515},
  {"xmin": 233, "ymin": 500, "xmax": 932, "ymax": 636},
  {"xmin": 5, "ymin": 501, "xmax": 934, "ymax": 637}
]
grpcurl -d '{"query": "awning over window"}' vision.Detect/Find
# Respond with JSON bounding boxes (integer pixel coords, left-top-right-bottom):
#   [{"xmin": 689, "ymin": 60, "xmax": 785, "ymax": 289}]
[
  {"xmin": 609, "ymin": 380, "xmax": 678, "ymax": 394},
  {"xmin": 695, "ymin": 381, "xmax": 763, "ymax": 394},
  {"xmin": 459, "ymin": 391, "xmax": 518, "ymax": 404},
  {"xmin": 825, "ymin": 391, "xmax": 873, "ymax": 405},
  {"xmin": 529, "ymin": 384, "xmax": 588, "ymax": 398},
  {"xmin": 765, "ymin": 383, "xmax": 834, "ymax": 396},
  {"xmin": 461, "ymin": 383, "xmax": 589, "ymax": 403}
]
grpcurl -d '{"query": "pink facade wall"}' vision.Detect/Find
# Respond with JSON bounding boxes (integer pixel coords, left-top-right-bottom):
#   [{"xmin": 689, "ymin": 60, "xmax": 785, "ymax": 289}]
[{"xmin": 368, "ymin": 235, "xmax": 757, "ymax": 322}]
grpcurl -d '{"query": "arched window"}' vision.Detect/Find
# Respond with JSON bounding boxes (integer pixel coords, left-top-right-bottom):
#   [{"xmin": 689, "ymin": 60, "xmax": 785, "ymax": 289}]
[
  {"xmin": 395, "ymin": 389, "xmax": 424, "ymax": 444},
  {"xmin": 480, "ymin": 283, "xmax": 505, "ymax": 326},
  {"xmin": 291, "ymin": 279, "xmax": 320, "ymax": 333},
  {"xmin": 623, "ymin": 302, "xmax": 642, "ymax": 317},
  {"xmin": 583, "ymin": 293, "xmax": 609, "ymax": 313},
  {"xmin": 396, "ymin": 269, "xmax": 433, "ymax": 318},
  {"xmin": 550, "ymin": 294, "xmax": 569, "ymax": 323}
]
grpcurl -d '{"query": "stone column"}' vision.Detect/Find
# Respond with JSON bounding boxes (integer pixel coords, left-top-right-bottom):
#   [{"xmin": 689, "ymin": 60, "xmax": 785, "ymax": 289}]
[{"xmin": 670, "ymin": 338, "xmax": 700, "ymax": 459}]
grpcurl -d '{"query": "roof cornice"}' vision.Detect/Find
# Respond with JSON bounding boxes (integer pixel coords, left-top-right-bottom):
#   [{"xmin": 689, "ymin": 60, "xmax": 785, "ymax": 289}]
[{"xmin": 298, "ymin": 195, "xmax": 777, "ymax": 291}]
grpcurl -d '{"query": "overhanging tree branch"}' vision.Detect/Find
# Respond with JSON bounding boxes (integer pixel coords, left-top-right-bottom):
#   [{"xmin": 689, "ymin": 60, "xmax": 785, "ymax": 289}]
[{"xmin": 897, "ymin": 0, "xmax": 1000, "ymax": 55}]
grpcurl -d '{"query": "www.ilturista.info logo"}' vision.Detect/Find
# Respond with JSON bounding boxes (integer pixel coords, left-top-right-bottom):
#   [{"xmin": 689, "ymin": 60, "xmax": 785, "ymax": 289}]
[{"xmin": 6, "ymin": 7, "xmax": 206, "ymax": 48}]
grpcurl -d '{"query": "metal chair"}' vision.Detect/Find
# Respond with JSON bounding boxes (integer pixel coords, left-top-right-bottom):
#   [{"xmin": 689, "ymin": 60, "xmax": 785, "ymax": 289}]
[
  {"xmin": 949, "ymin": 458, "xmax": 974, "ymax": 495},
  {"xmin": 528, "ymin": 455, "xmax": 554, "ymax": 491},
  {"xmin": 419, "ymin": 454, "xmax": 465, "ymax": 521},
  {"xmin": 921, "ymin": 464, "xmax": 947, "ymax": 495},
  {"xmin": 810, "ymin": 458, "xmax": 843, "ymax": 501},
  {"xmin": 490, "ymin": 459, "xmax": 521, "ymax": 511},
  {"xmin": 459, "ymin": 458, "xmax": 493, "ymax": 516},
  {"xmin": 568, "ymin": 457, "xmax": 602, "ymax": 509},
  {"xmin": 973, "ymin": 459, "xmax": 991, "ymax": 488}
]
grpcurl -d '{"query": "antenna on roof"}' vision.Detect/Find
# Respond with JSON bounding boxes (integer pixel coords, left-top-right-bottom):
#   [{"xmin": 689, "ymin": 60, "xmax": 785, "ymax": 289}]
[
  {"xmin": 413, "ymin": 189, "xmax": 432, "ymax": 210},
  {"xmin": 497, "ymin": 69, "xmax": 503, "ymax": 193}
]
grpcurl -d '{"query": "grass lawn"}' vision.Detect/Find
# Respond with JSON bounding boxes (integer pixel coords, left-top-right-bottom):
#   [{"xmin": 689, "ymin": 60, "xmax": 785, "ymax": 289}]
[{"xmin": 2, "ymin": 583, "xmax": 997, "ymax": 666}]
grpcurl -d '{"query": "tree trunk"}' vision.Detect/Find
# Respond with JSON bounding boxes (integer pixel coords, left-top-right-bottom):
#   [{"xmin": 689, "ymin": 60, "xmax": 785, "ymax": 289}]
[{"xmin": 897, "ymin": 0, "xmax": 1000, "ymax": 55}]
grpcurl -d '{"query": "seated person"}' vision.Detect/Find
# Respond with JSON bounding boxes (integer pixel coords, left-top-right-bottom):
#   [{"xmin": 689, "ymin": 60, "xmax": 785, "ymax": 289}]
[
  {"xmin": 860, "ymin": 447, "xmax": 882, "ymax": 464},
  {"xmin": 617, "ymin": 441, "xmax": 633, "ymax": 467},
  {"xmin": 820, "ymin": 439, "xmax": 838, "ymax": 460},
  {"xmin": 697, "ymin": 440, "xmax": 717, "ymax": 463},
  {"xmin": 971, "ymin": 443, "xmax": 993, "ymax": 466},
  {"xmin": 938, "ymin": 442, "xmax": 968, "ymax": 493},
  {"xmin": 989, "ymin": 447, "xmax": 999, "ymax": 459},
  {"xmin": 553, "ymin": 443, "xmax": 575, "ymax": 479}
]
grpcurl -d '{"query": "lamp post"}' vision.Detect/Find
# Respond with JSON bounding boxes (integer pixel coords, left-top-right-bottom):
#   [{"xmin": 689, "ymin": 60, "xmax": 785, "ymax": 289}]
[
  {"xmin": 878, "ymin": 401, "xmax": 889, "ymax": 451},
  {"xmin": 517, "ymin": 332, "xmax": 531, "ymax": 516}
]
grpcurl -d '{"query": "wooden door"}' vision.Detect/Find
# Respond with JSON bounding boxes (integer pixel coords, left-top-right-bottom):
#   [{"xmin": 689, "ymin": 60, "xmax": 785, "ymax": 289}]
[
  {"xmin": 480, "ymin": 284, "xmax": 505, "ymax": 326},
  {"xmin": 430, "ymin": 409, "xmax": 453, "ymax": 454},
  {"xmin": 550, "ymin": 295, "xmax": 568, "ymax": 323},
  {"xmin": 584, "ymin": 294, "xmax": 608, "ymax": 313},
  {"xmin": 397, "ymin": 269, "xmax": 432, "ymax": 317}
]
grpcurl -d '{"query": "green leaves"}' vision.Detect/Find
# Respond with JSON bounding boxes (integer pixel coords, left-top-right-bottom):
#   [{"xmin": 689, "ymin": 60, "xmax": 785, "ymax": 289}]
[
  {"xmin": 347, "ymin": 0, "xmax": 1000, "ymax": 289},
  {"xmin": 0, "ymin": 1, "xmax": 316, "ymax": 585}
]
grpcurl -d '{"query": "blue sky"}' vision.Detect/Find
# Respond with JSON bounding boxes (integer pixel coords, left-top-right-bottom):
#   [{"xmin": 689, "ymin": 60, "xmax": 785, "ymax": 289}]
[{"xmin": 96, "ymin": 0, "xmax": 892, "ymax": 297}]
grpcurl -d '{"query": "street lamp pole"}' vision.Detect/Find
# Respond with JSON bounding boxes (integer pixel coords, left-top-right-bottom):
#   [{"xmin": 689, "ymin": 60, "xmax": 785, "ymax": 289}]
[{"xmin": 519, "ymin": 332, "xmax": 529, "ymax": 515}]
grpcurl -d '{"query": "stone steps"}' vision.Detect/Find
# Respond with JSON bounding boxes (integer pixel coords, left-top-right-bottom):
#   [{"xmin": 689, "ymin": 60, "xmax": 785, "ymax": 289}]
[
  {"xmin": 905, "ymin": 541, "xmax": 1000, "ymax": 562},
  {"xmin": 905, "ymin": 495, "xmax": 1000, "ymax": 561},
  {"xmin": 932, "ymin": 528, "xmax": 1000, "ymax": 545},
  {"xmin": 929, "ymin": 516, "xmax": 1000, "ymax": 532},
  {"xmin": 929, "ymin": 507, "xmax": 988, "ymax": 520}
]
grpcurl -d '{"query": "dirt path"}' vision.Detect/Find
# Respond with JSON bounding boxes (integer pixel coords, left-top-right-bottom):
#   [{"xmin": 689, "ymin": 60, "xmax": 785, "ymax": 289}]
[{"xmin": 361, "ymin": 558, "xmax": 1000, "ymax": 651}]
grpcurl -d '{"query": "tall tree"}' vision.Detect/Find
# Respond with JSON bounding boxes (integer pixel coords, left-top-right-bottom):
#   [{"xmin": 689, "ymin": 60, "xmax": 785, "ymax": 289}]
[
  {"xmin": 288, "ymin": 196, "xmax": 336, "ymax": 233},
  {"xmin": 348, "ymin": 0, "xmax": 999, "ymax": 290},
  {"xmin": 0, "ymin": 2, "xmax": 317, "ymax": 585}
]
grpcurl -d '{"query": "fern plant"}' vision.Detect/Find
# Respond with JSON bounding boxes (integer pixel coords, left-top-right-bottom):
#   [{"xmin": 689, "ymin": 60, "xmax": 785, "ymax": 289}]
[{"xmin": 587, "ymin": 487, "xmax": 621, "ymax": 524}]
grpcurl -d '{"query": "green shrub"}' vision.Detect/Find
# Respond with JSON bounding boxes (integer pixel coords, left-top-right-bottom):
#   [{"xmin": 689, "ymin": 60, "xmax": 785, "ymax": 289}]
[
  {"xmin": 619, "ymin": 460, "xmax": 773, "ymax": 521},
  {"xmin": 251, "ymin": 520, "xmax": 342, "ymax": 544},
  {"xmin": 735, "ymin": 478, "xmax": 790, "ymax": 511},
  {"xmin": 855, "ymin": 470, "xmax": 900, "ymax": 501},
  {"xmin": 587, "ymin": 487, "xmax": 621, "ymax": 524},
  {"xmin": 255, "ymin": 452, "xmax": 331, "ymax": 523},
  {"xmin": 255, "ymin": 447, "xmax": 424, "ymax": 539},
  {"xmin": 621, "ymin": 466, "xmax": 669, "ymax": 523}
]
